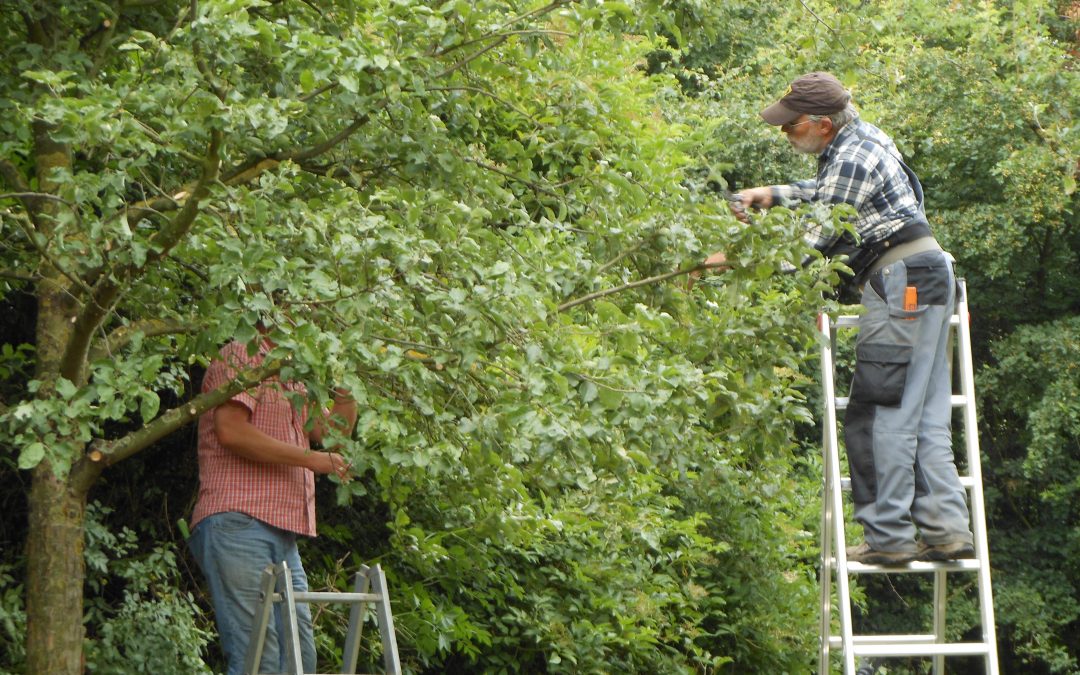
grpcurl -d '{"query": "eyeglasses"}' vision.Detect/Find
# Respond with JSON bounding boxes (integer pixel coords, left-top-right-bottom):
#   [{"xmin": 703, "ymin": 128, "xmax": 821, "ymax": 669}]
[{"xmin": 782, "ymin": 117, "xmax": 819, "ymax": 131}]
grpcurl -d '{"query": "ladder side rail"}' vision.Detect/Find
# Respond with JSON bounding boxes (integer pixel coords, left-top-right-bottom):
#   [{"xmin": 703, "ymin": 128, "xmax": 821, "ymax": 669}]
[
  {"xmin": 341, "ymin": 566, "xmax": 373, "ymax": 675},
  {"xmin": 244, "ymin": 565, "xmax": 280, "ymax": 675},
  {"xmin": 818, "ymin": 314, "xmax": 835, "ymax": 674},
  {"xmin": 955, "ymin": 280, "xmax": 1000, "ymax": 674},
  {"xmin": 370, "ymin": 565, "xmax": 402, "ymax": 675},
  {"xmin": 277, "ymin": 562, "xmax": 307, "ymax": 675},
  {"xmin": 820, "ymin": 313, "xmax": 858, "ymax": 674}
]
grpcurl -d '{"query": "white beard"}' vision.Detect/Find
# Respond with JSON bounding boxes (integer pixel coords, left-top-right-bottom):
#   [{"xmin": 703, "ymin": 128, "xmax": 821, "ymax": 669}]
[{"xmin": 788, "ymin": 134, "xmax": 823, "ymax": 154}]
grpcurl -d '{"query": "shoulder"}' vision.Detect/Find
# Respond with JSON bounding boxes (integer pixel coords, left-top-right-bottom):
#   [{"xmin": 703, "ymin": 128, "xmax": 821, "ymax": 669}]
[
  {"xmin": 829, "ymin": 129, "xmax": 893, "ymax": 173},
  {"xmin": 205, "ymin": 341, "xmax": 262, "ymax": 382}
]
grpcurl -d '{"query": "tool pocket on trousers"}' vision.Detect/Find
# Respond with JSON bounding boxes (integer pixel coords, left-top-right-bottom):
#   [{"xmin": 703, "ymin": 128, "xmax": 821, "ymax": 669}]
[
  {"xmin": 850, "ymin": 342, "xmax": 912, "ymax": 407},
  {"xmin": 844, "ymin": 402, "xmax": 877, "ymax": 504}
]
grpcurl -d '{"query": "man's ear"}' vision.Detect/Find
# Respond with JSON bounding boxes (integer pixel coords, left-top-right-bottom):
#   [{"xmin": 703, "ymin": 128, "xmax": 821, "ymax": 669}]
[{"xmin": 818, "ymin": 117, "xmax": 835, "ymax": 135}]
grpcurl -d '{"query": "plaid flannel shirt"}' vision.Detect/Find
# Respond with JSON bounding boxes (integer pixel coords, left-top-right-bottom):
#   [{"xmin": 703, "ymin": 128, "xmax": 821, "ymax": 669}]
[
  {"xmin": 191, "ymin": 340, "xmax": 318, "ymax": 537},
  {"xmin": 771, "ymin": 117, "xmax": 926, "ymax": 256}
]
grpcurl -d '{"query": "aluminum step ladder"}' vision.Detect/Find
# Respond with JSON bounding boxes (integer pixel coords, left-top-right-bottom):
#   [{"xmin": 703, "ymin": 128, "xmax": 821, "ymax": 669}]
[
  {"xmin": 818, "ymin": 279, "xmax": 998, "ymax": 674},
  {"xmin": 245, "ymin": 561, "xmax": 401, "ymax": 675}
]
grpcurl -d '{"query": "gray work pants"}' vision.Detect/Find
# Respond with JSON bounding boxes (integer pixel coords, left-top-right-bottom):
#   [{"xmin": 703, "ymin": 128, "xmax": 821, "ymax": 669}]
[{"xmin": 844, "ymin": 250, "xmax": 974, "ymax": 552}]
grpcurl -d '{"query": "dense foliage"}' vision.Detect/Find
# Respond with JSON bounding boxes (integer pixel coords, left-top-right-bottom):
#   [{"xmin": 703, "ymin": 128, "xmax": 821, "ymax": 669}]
[{"xmin": 0, "ymin": 0, "xmax": 1076, "ymax": 673}]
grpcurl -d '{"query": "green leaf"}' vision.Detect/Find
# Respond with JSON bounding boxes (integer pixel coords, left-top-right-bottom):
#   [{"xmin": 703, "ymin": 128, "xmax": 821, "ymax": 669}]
[
  {"xmin": 140, "ymin": 391, "xmax": 161, "ymax": 422},
  {"xmin": 19, "ymin": 442, "xmax": 45, "ymax": 470}
]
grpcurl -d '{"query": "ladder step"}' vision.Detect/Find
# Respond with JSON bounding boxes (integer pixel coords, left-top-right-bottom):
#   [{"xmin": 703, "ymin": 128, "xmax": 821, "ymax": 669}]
[
  {"xmin": 835, "ymin": 395, "xmax": 967, "ymax": 409},
  {"xmin": 283, "ymin": 591, "xmax": 383, "ymax": 604},
  {"xmin": 853, "ymin": 642, "xmax": 991, "ymax": 657},
  {"xmin": 831, "ymin": 633, "xmax": 936, "ymax": 648},
  {"xmin": 843, "ymin": 559, "xmax": 982, "ymax": 574},
  {"xmin": 830, "ymin": 635, "xmax": 992, "ymax": 656},
  {"xmin": 840, "ymin": 476, "xmax": 976, "ymax": 490}
]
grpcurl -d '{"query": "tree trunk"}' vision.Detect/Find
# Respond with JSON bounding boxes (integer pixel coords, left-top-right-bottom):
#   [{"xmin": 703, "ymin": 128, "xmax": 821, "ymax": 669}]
[{"xmin": 25, "ymin": 466, "xmax": 89, "ymax": 675}]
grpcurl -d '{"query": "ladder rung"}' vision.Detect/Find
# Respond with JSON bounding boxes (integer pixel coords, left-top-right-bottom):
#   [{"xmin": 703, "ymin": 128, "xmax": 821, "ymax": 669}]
[
  {"xmin": 853, "ymin": 642, "xmax": 991, "ymax": 657},
  {"xmin": 835, "ymin": 395, "xmax": 967, "ymax": 410},
  {"xmin": 840, "ymin": 476, "xmax": 976, "ymax": 490},
  {"xmin": 830, "ymin": 635, "xmax": 992, "ymax": 656},
  {"xmin": 831, "ymin": 634, "xmax": 936, "ymax": 648},
  {"xmin": 282, "ymin": 591, "xmax": 384, "ymax": 604},
  {"xmin": 844, "ymin": 559, "xmax": 982, "ymax": 574}
]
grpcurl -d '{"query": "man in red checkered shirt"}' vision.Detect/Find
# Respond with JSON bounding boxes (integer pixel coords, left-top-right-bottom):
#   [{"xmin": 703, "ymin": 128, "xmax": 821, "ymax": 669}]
[{"xmin": 188, "ymin": 333, "xmax": 357, "ymax": 675}]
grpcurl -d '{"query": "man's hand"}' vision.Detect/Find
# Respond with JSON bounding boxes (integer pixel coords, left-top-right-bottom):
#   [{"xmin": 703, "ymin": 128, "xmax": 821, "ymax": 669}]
[
  {"xmin": 688, "ymin": 251, "xmax": 730, "ymax": 290},
  {"xmin": 729, "ymin": 187, "xmax": 773, "ymax": 222},
  {"xmin": 322, "ymin": 451, "xmax": 354, "ymax": 484}
]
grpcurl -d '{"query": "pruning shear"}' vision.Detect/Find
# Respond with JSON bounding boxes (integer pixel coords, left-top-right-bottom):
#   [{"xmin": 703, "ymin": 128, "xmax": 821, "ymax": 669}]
[{"xmin": 723, "ymin": 189, "xmax": 748, "ymax": 220}]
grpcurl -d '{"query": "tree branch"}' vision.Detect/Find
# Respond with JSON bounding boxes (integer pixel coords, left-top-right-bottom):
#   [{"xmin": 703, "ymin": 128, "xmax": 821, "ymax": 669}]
[
  {"xmin": 61, "ymin": 129, "xmax": 223, "ymax": 384},
  {"xmin": 1, "ymin": 149, "xmax": 44, "ymax": 230},
  {"xmin": 556, "ymin": 261, "xmax": 731, "ymax": 312},
  {"xmin": 434, "ymin": 29, "xmax": 573, "ymax": 58},
  {"xmin": 0, "ymin": 268, "xmax": 37, "ymax": 282},
  {"xmin": 10, "ymin": 207, "xmax": 93, "ymax": 296},
  {"xmin": 596, "ymin": 240, "xmax": 648, "ymax": 275},
  {"xmin": 221, "ymin": 102, "xmax": 386, "ymax": 184},
  {"xmin": 494, "ymin": 0, "xmax": 571, "ymax": 33},
  {"xmin": 0, "ymin": 158, "xmax": 31, "ymax": 192},
  {"xmin": 436, "ymin": 36, "xmax": 509, "ymax": 79},
  {"xmin": 88, "ymin": 318, "xmax": 200, "ymax": 362},
  {"xmin": 462, "ymin": 157, "xmax": 562, "ymax": 198},
  {"xmin": 428, "ymin": 86, "xmax": 538, "ymax": 124},
  {"xmin": 69, "ymin": 358, "xmax": 283, "ymax": 492}
]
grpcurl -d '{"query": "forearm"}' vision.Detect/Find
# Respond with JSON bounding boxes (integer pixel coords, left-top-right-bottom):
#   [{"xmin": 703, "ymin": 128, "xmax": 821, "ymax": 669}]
[
  {"xmin": 328, "ymin": 393, "xmax": 358, "ymax": 433},
  {"xmin": 216, "ymin": 415, "xmax": 335, "ymax": 474},
  {"xmin": 311, "ymin": 389, "xmax": 358, "ymax": 445},
  {"xmin": 772, "ymin": 179, "xmax": 817, "ymax": 206}
]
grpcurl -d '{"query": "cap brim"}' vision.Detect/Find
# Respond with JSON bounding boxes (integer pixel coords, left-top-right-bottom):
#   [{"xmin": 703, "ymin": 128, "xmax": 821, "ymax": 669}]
[{"xmin": 760, "ymin": 101, "xmax": 801, "ymax": 126}]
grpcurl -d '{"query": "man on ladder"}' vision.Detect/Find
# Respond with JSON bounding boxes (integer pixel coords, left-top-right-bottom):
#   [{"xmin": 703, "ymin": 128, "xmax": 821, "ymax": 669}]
[
  {"xmin": 187, "ymin": 321, "xmax": 359, "ymax": 675},
  {"xmin": 707, "ymin": 71, "xmax": 975, "ymax": 564}
]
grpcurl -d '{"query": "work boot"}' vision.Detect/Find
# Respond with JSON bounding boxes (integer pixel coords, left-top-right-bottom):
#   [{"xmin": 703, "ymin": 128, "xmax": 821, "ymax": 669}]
[
  {"xmin": 846, "ymin": 541, "xmax": 918, "ymax": 565},
  {"xmin": 917, "ymin": 540, "xmax": 975, "ymax": 561}
]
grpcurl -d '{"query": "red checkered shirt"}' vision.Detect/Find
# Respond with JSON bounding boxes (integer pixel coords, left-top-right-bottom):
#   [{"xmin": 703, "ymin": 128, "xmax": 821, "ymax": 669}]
[{"xmin": 191, "ymin": 340, "xmax": 318, "ymax": 537}]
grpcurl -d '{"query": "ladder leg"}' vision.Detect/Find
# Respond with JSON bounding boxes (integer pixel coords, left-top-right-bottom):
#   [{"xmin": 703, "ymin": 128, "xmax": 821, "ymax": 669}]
[
  {"xmin": 244, "ymin": 564, "xmax": 278, "ymax": 675},
  {"xmin": 819, "ymin": 482, "xmax": 833, "ymax": 674},
  {"xmin": 821, "ymin": 316, "xmax": 856, "ymax": 674},
  {"xmin": 342, "ymin": 566, "xmax": 372, "ymax": 674},
  {"xmin": 956, "ymin": 281, "xmax": 1000, "ymax": 675},
  {"xmin": 933, "ymin": 569, "xmax": 946, "ymax": 675},
  {"xmin": 370, "ymin": 565, "xmax": 401, "ymax": 675},
  {"xmin": 277, "ymin": 561, "xmax": 307, "ymax": 675}
]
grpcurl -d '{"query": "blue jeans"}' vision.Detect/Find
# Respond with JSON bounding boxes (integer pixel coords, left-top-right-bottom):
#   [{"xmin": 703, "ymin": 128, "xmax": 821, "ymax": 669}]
[
  {"xmin": 844, "ymin": 251, "xmax": 974, "ymax": 551},
  {"xmin": 188, "ymin": 512, "xmax": 316, "ymax": 675}
]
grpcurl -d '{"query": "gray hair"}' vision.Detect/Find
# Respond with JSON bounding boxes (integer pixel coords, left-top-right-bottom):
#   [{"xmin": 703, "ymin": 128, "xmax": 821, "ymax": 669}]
[{"xmin": 809, "ymin": 103, "xmax": 857, "ymax": 130}]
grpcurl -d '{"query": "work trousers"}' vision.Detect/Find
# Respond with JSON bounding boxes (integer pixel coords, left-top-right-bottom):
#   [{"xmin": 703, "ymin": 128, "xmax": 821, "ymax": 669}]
[
  {"xmin": 844, "ymin": 250, "xmax": 974, "ymax": 552},
  {"xmin": 189, "ymin": 511, "xmax": 317, "ymax": 675}
]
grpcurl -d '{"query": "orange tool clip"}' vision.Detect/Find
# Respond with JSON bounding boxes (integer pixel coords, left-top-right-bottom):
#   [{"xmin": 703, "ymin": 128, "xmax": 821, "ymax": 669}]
[{"xmin": 904, "ymin": 286, "xmax": 918, "ymax": 317}]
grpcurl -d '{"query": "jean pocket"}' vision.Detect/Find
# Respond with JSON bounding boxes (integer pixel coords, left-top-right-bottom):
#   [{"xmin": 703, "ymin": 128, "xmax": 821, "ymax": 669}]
[
  {"xmin": 850, "ymin": 342, "xmax": 912, "ymax": 407},
  {"xmin": 210, "ymin": 511, "xmax": 257, "ymax": 533}
]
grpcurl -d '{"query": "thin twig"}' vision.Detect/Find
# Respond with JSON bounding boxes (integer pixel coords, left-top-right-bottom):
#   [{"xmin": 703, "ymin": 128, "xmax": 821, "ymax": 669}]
[
  {"xmin": 436, "ymin": 36, "xmax": 510, "ymax": 79},
  {"xmin": 435, "ymin": 29, "xmax": 573, "ymax": 57},
  {"xmin": 596, "ymin": 240, "xmax": 647, "ymax": 275},
  {"xmin": 428, "ymin": 85, "xmax": 538, "ymax": 123},
  {"xmin": 556, "ymin": 261, "xmax": 732, "ymax": 312}
]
